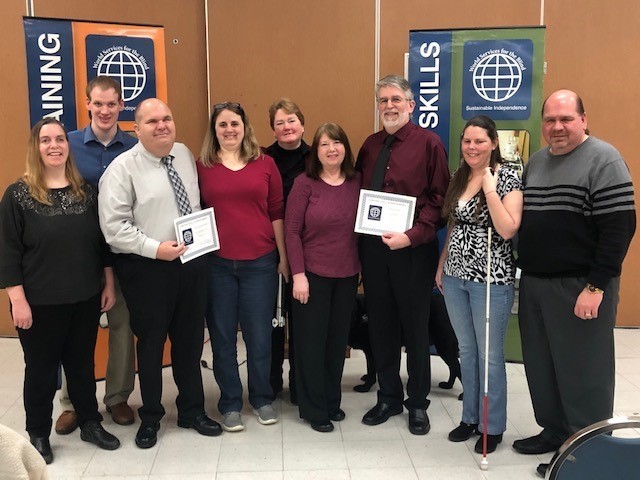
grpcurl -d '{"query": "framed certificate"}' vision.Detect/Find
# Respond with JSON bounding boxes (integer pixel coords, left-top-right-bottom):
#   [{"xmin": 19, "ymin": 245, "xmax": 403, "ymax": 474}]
[
  {"xmin": 174, "ymin": 207, "xmax": 219, "ymax": 263},
  {"xmin": 354, "ymin": 189, "xmax": 416, "ymax": 236}
]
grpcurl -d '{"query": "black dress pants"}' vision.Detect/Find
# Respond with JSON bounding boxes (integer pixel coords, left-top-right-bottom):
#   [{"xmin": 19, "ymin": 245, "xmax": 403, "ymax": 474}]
[
  {"xmin": 18, "ymin": 294, "xmax": 102, "ymax": 437},
  {"xmin": 360, "ymin": 236, "xmax": 438, "ymax": 409},
  {"xmin": 115, "ymin": 254, "xmax": 207, "ymax": 425},
  {"xmin": 293, "ymin": 273, "xmax": 358, "ymax": 422}
]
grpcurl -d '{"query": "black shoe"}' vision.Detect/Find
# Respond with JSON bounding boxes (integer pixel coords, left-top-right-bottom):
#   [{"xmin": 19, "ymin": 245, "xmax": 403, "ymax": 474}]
[
  {"xmin": 30, "ymin": 436, "xmax": 53, "ymax": 464},
  {"xmin": 439, "ymin": 373, "xmax": 460, "ymax": 390},
  {"xmin": 475, "ymin": 433, "xmax": 503, "ymax": 453},
  {"xmin": 354, "ymin": 374, "xmax": 376, "ymax": 393},
  {"xmin": 177, "ymin": 413, "xmax": 222, "ymax": 437},
  {"xmin": 309, "ymin": 420, "xmax": 334, "ymax": 433},
  {"xmin": 448, "ymin": 422, "xmax": 479, "ymax": 442},
  {"xmin": 362, "ymin": 403, "xmax": 403, "ymax": 426},
  {"xmin": 329, "ymin": 409, "xmax": 346, "ymax": 422},
  {"xmin": 537, "ymin": 463, "xmax": 549, "ymax": 478},
  {"xmin": 513, "ymin": 434, "xmax": 560, "ymax": 455},
  {"xmin": 408, "ymin": 408, "xmax": 430, "ymax": 435},
  {"xmin": 135, "ymin": 422, "xmax": 160, "ymax": 449},
  {"xmin": 80, "ymin": 421, "xmax": 120, "ymax": 450}
]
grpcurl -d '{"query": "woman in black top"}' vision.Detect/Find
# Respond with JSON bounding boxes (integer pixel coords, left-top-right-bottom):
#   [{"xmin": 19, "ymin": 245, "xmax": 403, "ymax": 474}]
[
  {"xmin": 262, "ymin": 98, "xmax": 310, "ymax": 403},
  {"xmin": 0, "ymin": 118, "xmax": 121, "ymax": 464}
]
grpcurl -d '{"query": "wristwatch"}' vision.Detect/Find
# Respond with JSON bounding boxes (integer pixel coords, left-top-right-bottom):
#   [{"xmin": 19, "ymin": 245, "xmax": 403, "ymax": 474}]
[{"xmin": 586, "ymin": 283, "xmax": 604, "ymax": 294}]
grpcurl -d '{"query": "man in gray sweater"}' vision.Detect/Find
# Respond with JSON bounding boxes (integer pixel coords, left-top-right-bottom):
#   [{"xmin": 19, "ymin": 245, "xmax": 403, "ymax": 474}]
[{"xmin": 514, "ymin": 89, "xmax": 636, "ymax": 476}]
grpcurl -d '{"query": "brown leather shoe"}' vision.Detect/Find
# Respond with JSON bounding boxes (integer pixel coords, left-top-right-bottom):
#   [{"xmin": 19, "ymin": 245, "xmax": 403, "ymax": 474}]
[
  {"xmin": 55, "ymin": 410, "xmax": 78, "ymax": 435},
  {"xmin": 106, "ymin": 402, "xmax": 135, "ymax": 425}
]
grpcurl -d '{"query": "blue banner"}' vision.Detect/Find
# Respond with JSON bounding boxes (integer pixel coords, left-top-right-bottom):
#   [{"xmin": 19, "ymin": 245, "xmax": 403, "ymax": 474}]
[
  {"xmin": 462, "ymin": 39, "xmax": 534, "ymax": 120},
  {"xmin": 85, "ymin": 35, "xmax": 157, "ymax": 122},
  {"xmin": 409, "ymin": 30, "xmax": 453, "ymax": 152},
  {"xmin": 24, "ymin": 18, "xmax": 78, "ymax": 130}
]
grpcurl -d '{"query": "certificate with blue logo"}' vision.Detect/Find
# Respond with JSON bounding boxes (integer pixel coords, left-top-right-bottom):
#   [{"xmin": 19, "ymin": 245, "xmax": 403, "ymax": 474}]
[
  {"xmin": 355, "ymin": 190, "xmax": 416, "ymax": 236},
  {"xmin": 174, "ymin": 207, "xmax": 219, "ymax": 263}
]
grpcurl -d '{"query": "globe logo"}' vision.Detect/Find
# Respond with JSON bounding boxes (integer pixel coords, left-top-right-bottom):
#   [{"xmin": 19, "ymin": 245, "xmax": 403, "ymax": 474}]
[
  {"xmin": 472, "ymin": 53, "xmax": 522, "ymax": 103},
  {"xmin": 97, "ymin": 50, "xmax": 147, "ymax": 102},
  {"xmin": 368, "ymin": 205, "xmax": 382, "ymax": 221}
]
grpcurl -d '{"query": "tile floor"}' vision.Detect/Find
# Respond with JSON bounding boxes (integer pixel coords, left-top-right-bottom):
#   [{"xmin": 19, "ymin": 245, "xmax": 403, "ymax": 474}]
[{"xmin": 1, "ymin": 328, "xmax": 639, "ymax": 479}]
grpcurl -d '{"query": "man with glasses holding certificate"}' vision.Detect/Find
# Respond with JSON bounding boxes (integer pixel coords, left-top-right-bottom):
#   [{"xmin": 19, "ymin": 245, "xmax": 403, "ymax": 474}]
[{"xmin": 356, "ymin": 75, "xmax": 449, "ymax": 435}]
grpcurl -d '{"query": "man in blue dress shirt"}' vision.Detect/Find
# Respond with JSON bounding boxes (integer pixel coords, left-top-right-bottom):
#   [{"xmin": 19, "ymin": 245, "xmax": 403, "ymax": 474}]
[{"xmin": 55, "ymin": 76, "xmax": 138, "ymax": 435}]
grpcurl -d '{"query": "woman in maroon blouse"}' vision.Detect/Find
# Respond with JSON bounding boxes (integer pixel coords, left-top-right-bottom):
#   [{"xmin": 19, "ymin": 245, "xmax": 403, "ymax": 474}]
[
  {"xmin": 198, "ymin": 103, "xmax": 287, "ymax": 432},
  {"xmin": 285, "ymin": 123, "xmax": 361, "ymax": 432}
]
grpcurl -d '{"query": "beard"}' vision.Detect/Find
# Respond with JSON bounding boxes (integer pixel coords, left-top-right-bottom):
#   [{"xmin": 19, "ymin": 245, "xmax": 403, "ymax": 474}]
[{"xmin": 380, "ymin": 111, "xmax": 410, "ymax": 131}]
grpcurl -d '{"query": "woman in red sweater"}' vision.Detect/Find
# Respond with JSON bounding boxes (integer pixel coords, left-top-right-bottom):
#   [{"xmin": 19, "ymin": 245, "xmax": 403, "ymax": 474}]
[
  {"xmin": 198, "ymin": 103, "xmax": 287, "ymax": 432},
  {"xmin": 285, "ymin": 123, "xmax": 361, "ymax": 432}
]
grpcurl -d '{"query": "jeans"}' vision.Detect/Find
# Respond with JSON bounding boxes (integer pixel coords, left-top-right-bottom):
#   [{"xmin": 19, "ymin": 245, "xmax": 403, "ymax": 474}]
[
  {"xmin": 442, "ymin": 274, "xmax": 514, "ymax": 435},
  {"xmin": 206, "ymin": 250, "xmax": 278, "ymax": 413}
]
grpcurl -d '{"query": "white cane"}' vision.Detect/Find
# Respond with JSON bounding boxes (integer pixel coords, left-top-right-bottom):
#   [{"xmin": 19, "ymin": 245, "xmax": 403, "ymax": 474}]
[
  {"xmin": 272, "ymin": 274, "xmax": 285, "ymax": 328},
  {"xmin": 480, "ymin": 225, "xmax": 492, "ymax": 470}
]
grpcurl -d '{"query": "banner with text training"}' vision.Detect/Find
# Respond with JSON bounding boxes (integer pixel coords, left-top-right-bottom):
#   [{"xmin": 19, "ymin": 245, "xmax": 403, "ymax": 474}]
[
  {"xmin": 24, "ymin": 17, "xmax": 167, "ymax": 132},
  {"xmin": 408, "ymin": 27, "xmax": 545, "ymax": 173}
]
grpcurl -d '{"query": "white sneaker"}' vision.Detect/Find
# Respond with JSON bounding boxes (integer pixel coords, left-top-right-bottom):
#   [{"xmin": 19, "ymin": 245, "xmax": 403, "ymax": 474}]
[
  {"xmin": 221, "ymin": 411, "xmax": 244, "ymax": 432},
  {"xmin": 254, "ymin": 404, "xmax": 278, "ymax": 425}
]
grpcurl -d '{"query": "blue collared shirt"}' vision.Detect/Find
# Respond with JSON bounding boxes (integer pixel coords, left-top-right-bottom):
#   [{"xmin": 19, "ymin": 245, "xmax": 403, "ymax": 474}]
[{"xmin": 68, "ymin": 125, "xmax": 138, "ymax": 188}]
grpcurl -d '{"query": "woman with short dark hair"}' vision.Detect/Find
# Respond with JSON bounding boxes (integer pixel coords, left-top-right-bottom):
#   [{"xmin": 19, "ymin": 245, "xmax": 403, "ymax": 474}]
[{"xmin": 285, "ymin": 123, "xmax": 360, "ymax": 432}]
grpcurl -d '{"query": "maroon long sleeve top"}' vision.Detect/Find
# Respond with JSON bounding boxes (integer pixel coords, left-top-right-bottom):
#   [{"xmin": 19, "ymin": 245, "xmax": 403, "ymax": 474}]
[
  {"xmin": 285, "ymin": 174, "xmax": 361, "ymax": 278},
  {"xmin": 198, "ymin": 155, "xmax": 283, "ymax": 260},
  {"xmin": 356, "ymin": 122, "xmax": 450, "ymax": 245}
]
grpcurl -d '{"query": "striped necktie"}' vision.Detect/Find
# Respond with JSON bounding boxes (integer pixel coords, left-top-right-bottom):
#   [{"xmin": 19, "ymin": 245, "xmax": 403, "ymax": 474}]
[{"xmin": 162, "ymin": 155, "xmax": 192, "ymax": 216}]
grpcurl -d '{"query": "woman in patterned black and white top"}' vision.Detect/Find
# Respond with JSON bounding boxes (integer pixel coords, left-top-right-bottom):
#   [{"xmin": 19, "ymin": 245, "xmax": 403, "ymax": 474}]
[{"xmin": 436, "ymin": 115, "xmax": 523, "ymax": 454}]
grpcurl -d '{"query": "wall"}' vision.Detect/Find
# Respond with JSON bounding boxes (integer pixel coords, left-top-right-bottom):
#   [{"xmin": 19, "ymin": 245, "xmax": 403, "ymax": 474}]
[{"xmin": 1, "ymin": 0, "xmax": 638, "ymax": 332}]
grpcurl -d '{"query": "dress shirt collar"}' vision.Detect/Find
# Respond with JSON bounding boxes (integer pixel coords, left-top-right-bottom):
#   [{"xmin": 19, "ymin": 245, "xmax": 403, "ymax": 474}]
[
  {"xmin": 82, "ymin": 124, "xmax": 132, "ymax": 148},
  {"xmin": 382, "ymin": 121, "xmax": 414, "ymax": 143},
  {"xmin": 133, "ymin": 141, "xmax": 180, "ymax": 167}
]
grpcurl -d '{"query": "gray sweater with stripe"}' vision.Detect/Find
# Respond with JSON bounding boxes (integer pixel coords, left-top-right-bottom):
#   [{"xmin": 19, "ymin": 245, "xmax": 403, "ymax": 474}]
[{"xmin": 518, "ymin": 136, "xmax": 635, "ymax": 290}]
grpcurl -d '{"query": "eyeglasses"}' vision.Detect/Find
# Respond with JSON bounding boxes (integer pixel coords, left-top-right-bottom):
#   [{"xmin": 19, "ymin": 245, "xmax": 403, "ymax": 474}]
[
  {"xmin": 211, "ymin": 102, "xmax": 245, "ymax": 128},
  {"xmin": 213, "ymin": 102, "xmax": 242, "ymax": 111},
  {"xmin": 377, "ymin": 96, "xmax": 408, "ymax": 106}
]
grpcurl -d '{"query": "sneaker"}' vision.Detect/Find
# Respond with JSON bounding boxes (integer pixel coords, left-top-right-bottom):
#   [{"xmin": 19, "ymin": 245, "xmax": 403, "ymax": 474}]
[
  {"xmin": 254, "ymin": 404, "xmax": 278, "ymax": 425},
  {"xmin": 222, "ymin": 411, "xmax": 245, "ymax": 432}
]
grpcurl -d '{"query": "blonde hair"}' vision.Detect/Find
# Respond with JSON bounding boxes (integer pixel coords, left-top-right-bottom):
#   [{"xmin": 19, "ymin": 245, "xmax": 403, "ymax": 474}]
[{"xmin": 23, "ymin": 118, "xmax": 86, "ymax": 205}]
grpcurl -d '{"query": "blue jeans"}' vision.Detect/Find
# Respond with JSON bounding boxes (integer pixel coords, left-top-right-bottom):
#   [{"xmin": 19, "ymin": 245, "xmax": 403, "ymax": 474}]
[
  {"xmin": 441, "ymin": 274, "xmax": 514, "ymax": 435},
  {"xmin": 206, "ymin": 250, "xmax": 277, "ymax": 413}
]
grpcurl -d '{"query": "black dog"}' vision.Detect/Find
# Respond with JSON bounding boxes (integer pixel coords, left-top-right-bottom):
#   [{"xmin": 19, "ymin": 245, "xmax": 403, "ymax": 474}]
[{"xmin": 349, "ymin": 292, "xmax": 463, "ymax": 399}]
